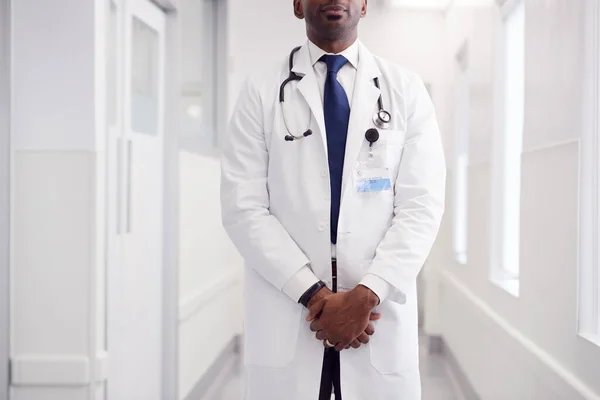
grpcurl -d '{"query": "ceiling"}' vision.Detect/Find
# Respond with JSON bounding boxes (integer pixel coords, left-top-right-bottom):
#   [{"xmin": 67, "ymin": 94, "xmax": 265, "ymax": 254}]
[
  {"xmin": 384, "ymin": 0, "xmax": 453, "ymax": 9},
  {"xmin": 375, "ymin": 0, "xmax": 494, "ymax": 11}
]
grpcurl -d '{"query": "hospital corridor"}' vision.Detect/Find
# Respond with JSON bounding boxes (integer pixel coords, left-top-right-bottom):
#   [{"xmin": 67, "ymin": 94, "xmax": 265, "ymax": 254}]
[{"xmin": 1, "ymin": 0, "xmax": 600, "ymax": 399}]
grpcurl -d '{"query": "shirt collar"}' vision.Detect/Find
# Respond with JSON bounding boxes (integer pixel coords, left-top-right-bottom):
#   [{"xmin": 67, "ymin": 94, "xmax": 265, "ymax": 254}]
[{"xmin": 307, "ymin": 39, "xmax": 359, "ymax": 70}]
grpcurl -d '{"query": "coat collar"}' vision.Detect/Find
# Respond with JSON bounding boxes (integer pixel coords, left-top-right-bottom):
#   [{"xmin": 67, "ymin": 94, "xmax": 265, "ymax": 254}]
[
  {"xmin": 288, "ymin": 41, "xmax": 383, "ymax": 211},
  {"xmin": 290, "ymin": 40, "xmax": 382, "ymax": 158},
  {"xmin": 306, "ymin": 39, "xmax": 359, "ymax": 70},
  {"xmin": 291, "ymin": 40, "xmax": 380, "ymax": 80}
]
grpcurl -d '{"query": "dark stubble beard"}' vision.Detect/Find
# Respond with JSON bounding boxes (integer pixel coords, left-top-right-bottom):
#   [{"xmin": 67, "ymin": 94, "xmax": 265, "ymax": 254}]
[{"xmin": 305, "ymin": 10, "xmax": 361, "ymax": 45}]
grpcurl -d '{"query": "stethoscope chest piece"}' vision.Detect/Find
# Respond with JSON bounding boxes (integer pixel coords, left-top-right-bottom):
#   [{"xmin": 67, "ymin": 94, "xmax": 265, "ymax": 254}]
[{"xmin": 373, "ymin": 110, "xmax": 392, "ymax": 130}]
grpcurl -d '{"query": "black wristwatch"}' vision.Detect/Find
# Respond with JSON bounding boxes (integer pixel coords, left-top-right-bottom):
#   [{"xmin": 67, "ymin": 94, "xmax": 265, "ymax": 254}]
[{"xmin": 298, "ymin": 280, "xmax": 326, "ymax": 308}]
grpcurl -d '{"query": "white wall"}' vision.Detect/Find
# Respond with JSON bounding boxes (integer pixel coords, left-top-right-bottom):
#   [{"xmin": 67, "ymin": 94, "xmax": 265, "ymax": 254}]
[
  {"xmin": 428, "ymin": 2, "xmax": 600, "ymax": 399},
  {"xmin": 0, "ymin": 0, "xmax": 10, "ymax": 397},
  {"xmin": 360, "ymin": 8, "xmax": 448, "ymax": 133},
  {"xmin": 9, "ymin": 1, "xmax": 107, "ymax": 400},
  {"xmin": 177, "ymin": 152, "xmax": 243, "ymax": 399},
  {"xmin": 226, "ymin": 0, "xmax": 305, "ymax": 114}
]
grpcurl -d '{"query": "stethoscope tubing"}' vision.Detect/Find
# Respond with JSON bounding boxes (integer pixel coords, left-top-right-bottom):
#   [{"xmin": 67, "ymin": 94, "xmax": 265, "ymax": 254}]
[{"xmin": 279, "ymin": 46, "xmax": 392, "ymax": 141}]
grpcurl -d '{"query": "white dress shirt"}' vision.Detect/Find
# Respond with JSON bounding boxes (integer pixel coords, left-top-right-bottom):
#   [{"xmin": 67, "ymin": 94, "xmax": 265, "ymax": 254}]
[{"xmin": 281, "ymin": 40, "xmax": 393, "ymax": 304}]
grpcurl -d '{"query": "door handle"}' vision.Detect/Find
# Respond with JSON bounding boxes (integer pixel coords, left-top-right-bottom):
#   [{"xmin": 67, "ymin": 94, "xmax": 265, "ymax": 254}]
[{"xmin": 126, "ymin": 139, "xmax": 132, "ymax": 234}]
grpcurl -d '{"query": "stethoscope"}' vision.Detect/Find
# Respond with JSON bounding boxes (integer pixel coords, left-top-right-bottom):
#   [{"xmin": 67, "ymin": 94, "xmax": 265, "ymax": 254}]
[{"xmin": 280, "ymin": 46, "xmax": 392, "ymax": 150}]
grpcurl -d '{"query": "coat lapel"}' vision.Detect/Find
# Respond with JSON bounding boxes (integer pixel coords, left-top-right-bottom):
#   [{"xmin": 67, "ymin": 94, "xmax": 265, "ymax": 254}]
[
  {"xmin": 291, "ymin": 43, "xmax": 328, "ymax": 153},
  {"xmin": 341, "ymin": 42, "xmax": 382, "ymax": 200}
]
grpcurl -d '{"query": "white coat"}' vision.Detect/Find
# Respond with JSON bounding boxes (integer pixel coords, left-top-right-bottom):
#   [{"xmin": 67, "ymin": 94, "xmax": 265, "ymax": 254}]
[{"xmin": 220, "ymin": 40, "xmax": 446, "ymax": 400}]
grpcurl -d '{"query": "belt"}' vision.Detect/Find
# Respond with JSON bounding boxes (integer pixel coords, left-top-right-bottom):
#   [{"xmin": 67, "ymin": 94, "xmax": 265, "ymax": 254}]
[{"xmin": 331, "ymin": 259, "xmax": 338, "ymax": 293}]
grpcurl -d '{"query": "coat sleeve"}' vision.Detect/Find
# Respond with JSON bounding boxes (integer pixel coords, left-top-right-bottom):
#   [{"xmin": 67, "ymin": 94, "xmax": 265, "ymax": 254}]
[
  {"xmin": 365, "ymin": 73, "xmax": 447, "ymax": 304},
  {"xmin": 220, "ymin": 77, "xmax": 318, "ymax": 297}
]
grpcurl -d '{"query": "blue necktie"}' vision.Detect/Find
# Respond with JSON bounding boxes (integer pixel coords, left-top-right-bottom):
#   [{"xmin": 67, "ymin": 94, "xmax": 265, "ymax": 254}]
[{"xmin": 320, "ymin": 55, "xmax": 350, "ymax": 245}]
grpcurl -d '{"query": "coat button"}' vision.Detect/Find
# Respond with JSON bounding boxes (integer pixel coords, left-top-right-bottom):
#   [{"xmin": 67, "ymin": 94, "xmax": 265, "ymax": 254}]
[
  {"xmin": 321, "ymin": 169, "xmax": 327, "ymax": 178},
  {"xmin": 318, "ymin": 223, "xmax": 327, "ymax": 232}
]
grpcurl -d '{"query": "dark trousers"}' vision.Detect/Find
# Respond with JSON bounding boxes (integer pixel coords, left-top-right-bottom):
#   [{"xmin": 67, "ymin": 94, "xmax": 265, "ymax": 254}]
[
  {"xmin": 319, "ymin": 347, "xmax": 341, "ymax": 399},
  {"xmin": 318, "ymin": 260, "xmax": 342, "ymax": 399}
]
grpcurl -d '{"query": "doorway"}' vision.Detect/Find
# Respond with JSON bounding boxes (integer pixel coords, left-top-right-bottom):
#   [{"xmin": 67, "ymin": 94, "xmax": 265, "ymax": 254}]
[
  {"xmin": 0, "ymin": 0, "xmax": 10, "ymax": 398},
  {"xmin": 106, "ymin": 0, "xmax": 167, "ymax": 399}
]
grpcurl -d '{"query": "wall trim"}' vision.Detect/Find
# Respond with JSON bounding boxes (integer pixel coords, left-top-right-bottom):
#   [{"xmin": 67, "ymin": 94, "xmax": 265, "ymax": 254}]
[
  {"xmin": 442, "ymin": 271, "xmax": 600, "ymax": 400},
  {"xmin": 179, "ymin": 271, "xmax": 239, "ymax": 323},
  {"xmin": 464, "ymin": 138, "xmax": 581, "ymax": 169},
  {"xmin": 522, "ymin": 137, "xmax": 580, "ymax": 156},
  {"xmin": 10, "ymin": 353, "xmax": 109, "ymax": 386},
  {"xmin": 184, "ymin": 335, "xmax": 241, "ymax": 400}
]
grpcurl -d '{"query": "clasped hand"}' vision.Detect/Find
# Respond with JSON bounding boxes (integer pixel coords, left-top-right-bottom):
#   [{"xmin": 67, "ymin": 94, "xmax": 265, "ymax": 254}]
[{"xmin": 306, "ymin": 285, "xmax": 380, "ymax": 352}]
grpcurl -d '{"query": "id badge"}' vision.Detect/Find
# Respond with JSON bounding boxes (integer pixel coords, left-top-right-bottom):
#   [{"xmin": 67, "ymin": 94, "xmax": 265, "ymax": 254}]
[{"xmin": 354, "ymin": 168, "xmax": 392, "ymax": 192}]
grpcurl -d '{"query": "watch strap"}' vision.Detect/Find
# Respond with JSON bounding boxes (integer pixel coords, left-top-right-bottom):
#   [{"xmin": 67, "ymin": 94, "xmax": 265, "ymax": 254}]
[{"xmin": 298, "ymin": 280, "xmax": 326, "ymax": 308}]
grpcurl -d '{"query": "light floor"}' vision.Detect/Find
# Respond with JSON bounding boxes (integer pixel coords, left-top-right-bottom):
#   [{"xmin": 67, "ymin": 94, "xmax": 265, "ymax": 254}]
[{"xmin": 202, "ymin": 336, "xmax": 461, "ymax": 400}]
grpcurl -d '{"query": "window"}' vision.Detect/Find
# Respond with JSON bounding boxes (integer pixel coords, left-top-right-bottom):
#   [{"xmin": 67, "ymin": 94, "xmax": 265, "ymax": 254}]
[
  {"xmin": 490, "ymin": 0, "xmax": 525, "ymax": 295},
  {"xmin": 579, "ymin": 0, "xmax": 600, "ymax": 344},
  {"xmin": 131, "ymin": 17, "xmax": 159, "ymax": 135},
  {"xmin": 453, "ymin": 43, "xmax": 469, "ymax": 265},
  {"xmin": 179, "ymin": 0, "xmax": 226, "ymax": 152}
]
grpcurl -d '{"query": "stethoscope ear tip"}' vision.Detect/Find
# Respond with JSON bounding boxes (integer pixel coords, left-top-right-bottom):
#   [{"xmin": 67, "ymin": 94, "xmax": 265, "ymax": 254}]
[
  {"xmin": 303, "ymin": 130, "xmax": 313, "ymax": 137},
  {"xmin": 284, "ymin": 135, "xmax": 294, "ymax": 141}
]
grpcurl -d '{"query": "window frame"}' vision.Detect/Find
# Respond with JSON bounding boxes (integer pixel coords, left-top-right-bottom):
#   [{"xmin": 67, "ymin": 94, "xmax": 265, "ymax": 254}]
[
  {"xmin": 489, "ymin": 0, "xmax": 525, "ymax": 296},
  {"xmin": 579, "ymin": 0, "xmax": 600, "ymax": 345}
]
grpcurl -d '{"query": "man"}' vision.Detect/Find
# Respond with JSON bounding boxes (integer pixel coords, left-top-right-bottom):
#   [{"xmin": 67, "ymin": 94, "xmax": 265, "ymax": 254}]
[{"xmin": 220, "ymin": 1, "xmax": 446, "ymax": 399}]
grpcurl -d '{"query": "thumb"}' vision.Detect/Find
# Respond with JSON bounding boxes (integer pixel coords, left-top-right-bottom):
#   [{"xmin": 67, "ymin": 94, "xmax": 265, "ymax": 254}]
[{"xmin": 306, "ymin": 298, "xmax": 326, "ymax": 321}]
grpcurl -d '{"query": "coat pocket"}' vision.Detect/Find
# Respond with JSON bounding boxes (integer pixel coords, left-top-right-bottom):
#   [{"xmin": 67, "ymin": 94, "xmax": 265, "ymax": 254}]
[
  {"xmin": 243, "ymin": 269, "xmax": 303, "ymax": 368},
  {"xmin": 369, "ymin": 299, "xmax": 419, "ymax": 374},
  {"xmin": 378, "ymin": 129, "xmax": 407, "ymax": 147}
]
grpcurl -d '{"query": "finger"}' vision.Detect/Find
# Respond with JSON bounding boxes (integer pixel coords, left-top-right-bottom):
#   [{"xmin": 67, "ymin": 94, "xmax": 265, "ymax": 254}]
[
  {"xmin": 345, "ymin": 345, "xmax": 351, "ymax": 350},
  {"xmin": 350, "ymin": 339, "xmax": 361, "ymax": 349},
  {"xmin": 335, "ymin": 341, "xmax": 348, "ymax": 352},
  {"xmin": 333, "ymin": 335, "xmax": 353, "ymax": 352},
  {"xmin": 310, "ymin": 319, "xmax": 323, "ymax": 332},
  {"xmin": 369, "ymin": 313, "xmax": 381, "ymax": 321},
  {"xmin": 365, "ymin": 323, "xmax": 375, "ymax": 336},
  {"xmin": 316, "ymin": 330, "xmax": 327, "ymax": 340},
  {"xmin": 357, "ymin": 332, "xmax": 370, "ymax": 344},
  {"xmin": 306, "ymin": 299, "xmax": 327, "ymax": 321}
]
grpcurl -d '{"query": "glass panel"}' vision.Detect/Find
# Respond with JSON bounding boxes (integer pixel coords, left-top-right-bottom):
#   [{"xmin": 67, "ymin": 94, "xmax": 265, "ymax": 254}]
[
  {"xmin": 131, "ymin": 16, "xmax": 159, "ymax": 135},
  {"xmin": 107, "ymin": 2, "xmax": 118, "ymax": 127},
  {"xmin": 178, "ymin": 0, "xmax": 220, "ymax": 151}
]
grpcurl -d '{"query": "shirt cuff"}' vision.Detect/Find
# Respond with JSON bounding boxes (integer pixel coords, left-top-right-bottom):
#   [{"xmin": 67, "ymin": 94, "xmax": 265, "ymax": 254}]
[
  {"xmin": 282, "ymin": 265, "xmax": 320, "ymax": 302},
  {"xmin": 359, "ymin": 274, "xmax": 393, "ymax": 304}
]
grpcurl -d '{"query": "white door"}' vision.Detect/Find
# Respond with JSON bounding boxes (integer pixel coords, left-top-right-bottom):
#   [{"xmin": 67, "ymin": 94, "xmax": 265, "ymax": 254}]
[
  {"xmin": 0, "ymin": 1, "xmax": 10, "ymax": 399},
  {"xmin": 107, "ymin": 0, "xmax": 166, "ymax": 399}
]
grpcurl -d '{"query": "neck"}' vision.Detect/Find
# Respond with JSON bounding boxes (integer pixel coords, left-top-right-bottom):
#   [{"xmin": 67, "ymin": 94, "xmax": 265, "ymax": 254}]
[{"xmin": 307, "ymin": 31, "xmax": 357, "ymax": 54}]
